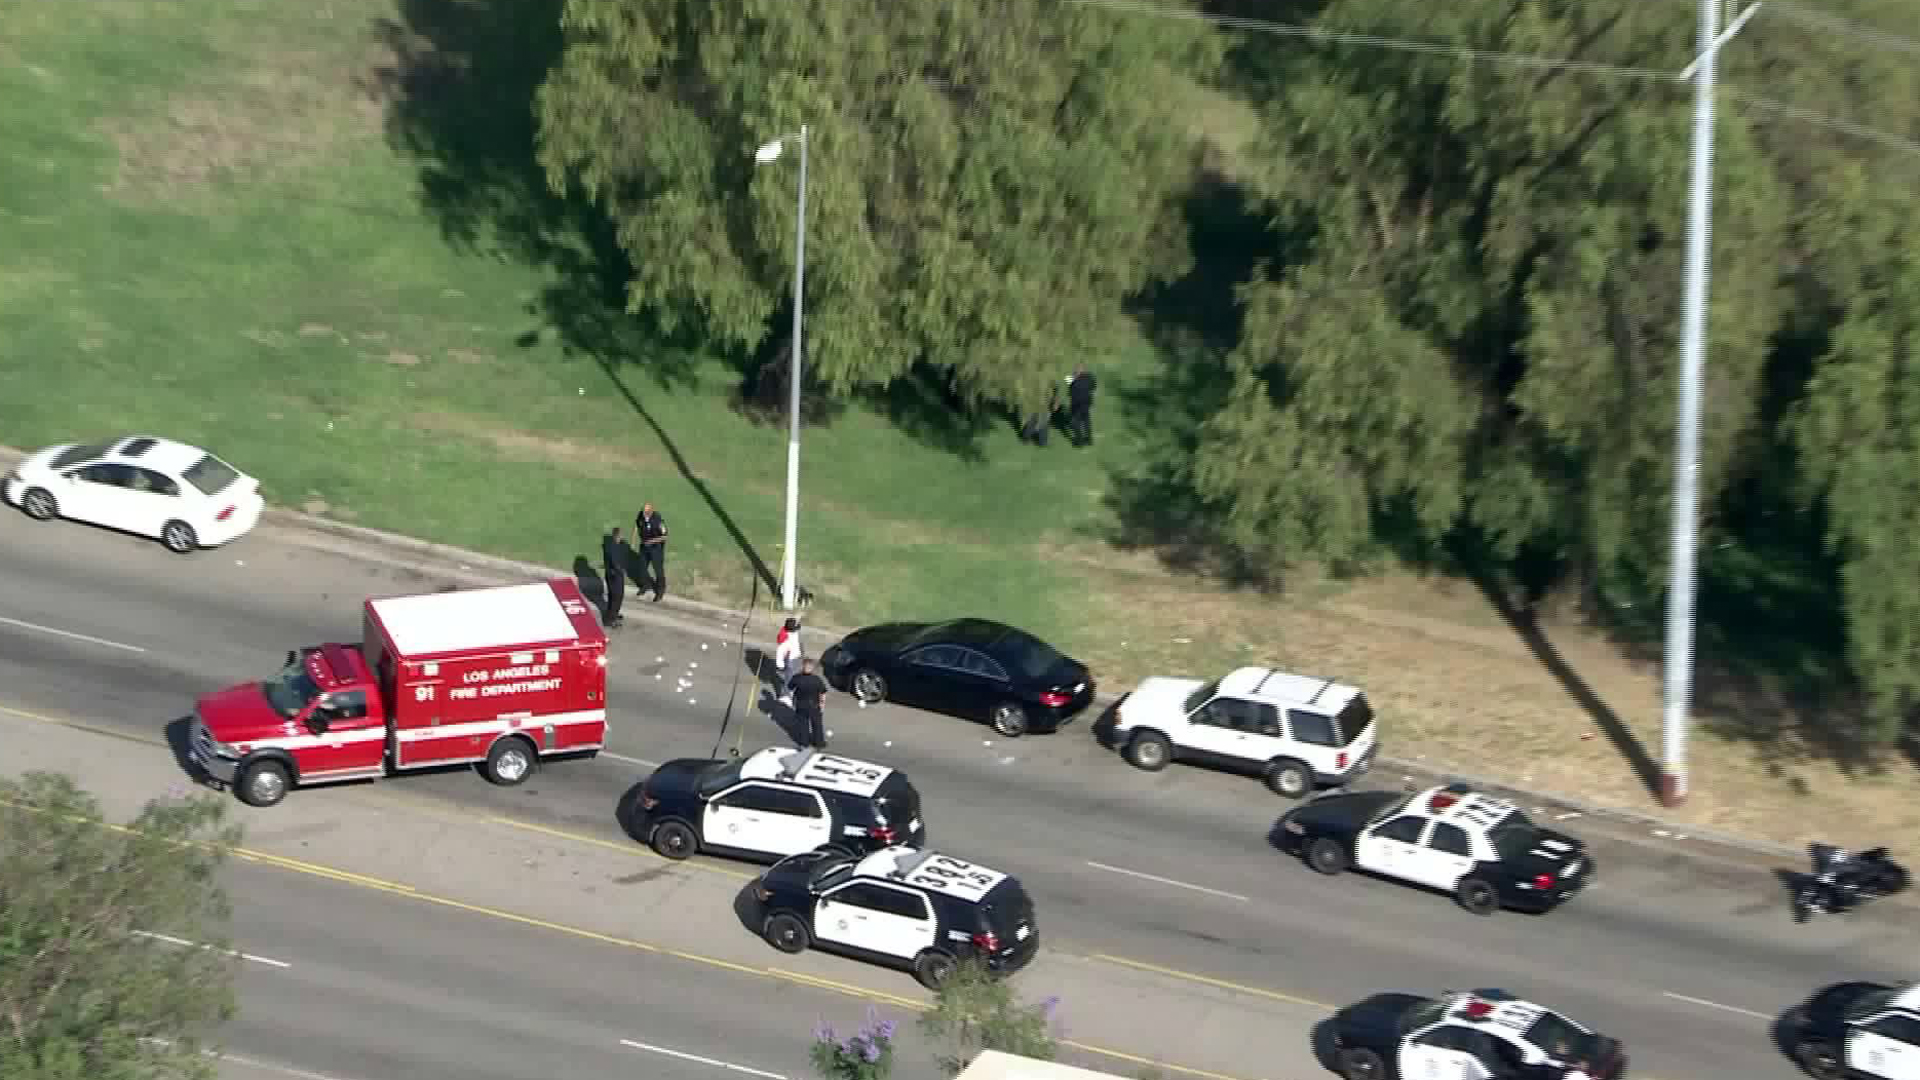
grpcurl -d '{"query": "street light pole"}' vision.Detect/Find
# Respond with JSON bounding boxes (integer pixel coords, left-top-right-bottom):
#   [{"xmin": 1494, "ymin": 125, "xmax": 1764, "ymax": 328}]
[
  {"xmin": 1662, "ymin": 1, "xmax": 1760, "ymax": 808},
  {"xmin": 756, "ymin": 125, "xmax": 809, "ymax": 613}
]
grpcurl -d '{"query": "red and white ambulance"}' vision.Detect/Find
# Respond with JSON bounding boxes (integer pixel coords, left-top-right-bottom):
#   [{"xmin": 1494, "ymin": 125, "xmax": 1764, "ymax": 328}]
[{"xmin": 190, "ymin": 579, "xmax": 609, "ymax": 807}]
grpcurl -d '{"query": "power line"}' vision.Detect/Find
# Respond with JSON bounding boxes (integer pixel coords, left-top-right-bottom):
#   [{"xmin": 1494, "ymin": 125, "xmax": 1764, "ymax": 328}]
[
  {"xmin": 1762, "ymin": 1, "xmax": 1920, "ymax": 59},
  {"xmin": 1065, "ymin": 0, "xmax": 1677, "ymax": 81},
  {"xmin": 1066, "ymin": 0, "xmax": 1920, "ymax": 156},
  {"xmin": 1724, "ymin": 87, "xmax": 1920, "ymax": 156}
]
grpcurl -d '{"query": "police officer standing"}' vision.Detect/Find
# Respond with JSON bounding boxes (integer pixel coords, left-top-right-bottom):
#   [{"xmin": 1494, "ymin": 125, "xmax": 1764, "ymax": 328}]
[
  {"xmin": 1067, "ymin": 364, "xmax": 1097, "ymax": 447},
  {"xmin": 600, "ymin": 527, "xmax": 629, "ymax": 627},
  {"xmin": 635, "ymin": 502, "xmax": 669, "ymax": 602},
  {"xmin": 788, "ymin": 658, "xmax": 829, "ymax": 749}
]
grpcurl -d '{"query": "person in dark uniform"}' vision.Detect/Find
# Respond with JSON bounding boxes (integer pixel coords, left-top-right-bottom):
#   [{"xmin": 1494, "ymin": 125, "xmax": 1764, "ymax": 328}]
[
  {"xmin": 1067, "ymin": 364, "xmax": 1096, "ymax": 447},
  {"xmin": 635, "ymin": 502, "xmax": 669, "ymax": 601},
  {"xmin": 600, "ymin": 527, "xmax": 629, "ymax": 627},
  {"xmin": 1020, "ymin": 384, "xmax": 1057, "ymax": 446},
  {"xmin": 788, "ymin": 658, "xmax": 829, "ymax": 749}
]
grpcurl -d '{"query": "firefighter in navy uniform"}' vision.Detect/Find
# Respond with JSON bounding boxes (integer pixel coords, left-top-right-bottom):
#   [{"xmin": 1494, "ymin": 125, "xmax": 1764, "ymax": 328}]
[
  {"xmin": 600, "ymin": 527, "xmax": 629, "ymax": 627},
  {"xmin": 635, "ymin": 503, "xmax": 669, "ymax": 601}
]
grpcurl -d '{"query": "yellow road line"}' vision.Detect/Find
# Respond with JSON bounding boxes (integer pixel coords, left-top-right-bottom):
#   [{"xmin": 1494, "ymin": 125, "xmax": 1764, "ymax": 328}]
[
  {"xmin": 483, "ymin": 815, "xmax": 756, "ymax": 881},
  {"xmin": 2, "ymin": 700, "xmax": 1277, "ymax": 1079},
  {"xmin": 0, "ymin": 701, "xmax": 164, "ymax": 746},
  {"xmin": 1093, "ymin": 953, "xmax": 1332, "ymax": 1010},
  {"xmin": 768, "ymin": 967, "xmax": 926, "ymax": 1010},
  {"xmin": 1064, "ymin": 1040, "xmax": 1249, "ymax": 1080}
]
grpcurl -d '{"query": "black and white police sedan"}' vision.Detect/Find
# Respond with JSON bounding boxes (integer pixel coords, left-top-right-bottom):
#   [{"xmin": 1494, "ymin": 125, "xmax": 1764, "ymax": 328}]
[
  {"xmin": 751, "ymin": 845, "xmax": 1038, "ymax": 989},
  {"xmin": 1787, "ymin": 980, "xmax": 1920, "ymax": 1080},
  {"xmin": 624, "ymin": 747, "xmax": 925, "ymax": 863},
  {"xmin": 1326, "ymin": 988, "xmax": 1626, "ymax": 1080},
  {"xmin": 1277, "ymin": 783, "xmax": 1592, "ymax": 915}
]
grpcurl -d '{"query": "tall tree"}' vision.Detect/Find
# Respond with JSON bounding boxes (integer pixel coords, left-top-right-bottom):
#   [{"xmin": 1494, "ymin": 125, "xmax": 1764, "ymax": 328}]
[
  {"xmin": 0, "ymin": 772, "xmax": 240, "ymax": 1080},
  {"xmin": 1190, "ymin": 1, "xmax": 1787, "ymax": 595},
  {"xmin": 1790, "ymin": 180, "xmax": 1920, "ymax": 746},
  {"xmin": 535, "ymin": 0, "xmax": 1220, "ymax": 412}
]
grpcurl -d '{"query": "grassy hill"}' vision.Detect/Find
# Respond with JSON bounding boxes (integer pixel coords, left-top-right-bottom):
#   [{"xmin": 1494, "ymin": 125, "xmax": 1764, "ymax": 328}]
[{"xmin": 2, "ymin": 0, "xmax": 1913, "ymax": 849}]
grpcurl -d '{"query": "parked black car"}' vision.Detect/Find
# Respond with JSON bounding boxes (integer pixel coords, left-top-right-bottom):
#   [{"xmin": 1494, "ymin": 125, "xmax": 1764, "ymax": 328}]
[{"xmin": 820, "ymin": 618, "xmax": 1094, "ymax": 737}]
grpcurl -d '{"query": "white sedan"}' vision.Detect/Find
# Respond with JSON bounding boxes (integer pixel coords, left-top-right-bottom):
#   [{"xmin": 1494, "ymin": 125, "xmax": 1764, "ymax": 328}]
[{"xmin": 4, "ymin": 437, "xmax": 264, "ymax": 553}]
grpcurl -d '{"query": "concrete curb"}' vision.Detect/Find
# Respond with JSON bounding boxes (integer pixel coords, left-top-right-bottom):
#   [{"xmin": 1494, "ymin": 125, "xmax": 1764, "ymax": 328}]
[{"xmin": 0, "ymin": 441, "xmax": 1810, "ymax": 865}]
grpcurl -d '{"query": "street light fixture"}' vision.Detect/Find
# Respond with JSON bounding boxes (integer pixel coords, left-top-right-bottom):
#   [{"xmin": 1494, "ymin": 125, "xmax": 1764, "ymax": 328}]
[
  {"xmin": 1661, "ymin": 2, "xmax": 1759, "ymax": 807},
  {"xmin": 755, "ymin": 125, "xmax": 809, "ymax": 613}
]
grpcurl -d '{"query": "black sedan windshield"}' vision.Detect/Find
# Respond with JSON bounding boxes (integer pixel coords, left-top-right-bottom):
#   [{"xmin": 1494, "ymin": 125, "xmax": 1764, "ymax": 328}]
[{"xmin": 997, "ymin": 630, "xmax": 1068, "ymax": 681}]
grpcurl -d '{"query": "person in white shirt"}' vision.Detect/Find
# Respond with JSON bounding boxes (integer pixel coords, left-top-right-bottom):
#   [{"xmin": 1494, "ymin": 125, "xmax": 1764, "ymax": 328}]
[{"xmin": 774, "ymin": 617, "xmax": 804, "ymax": 705}]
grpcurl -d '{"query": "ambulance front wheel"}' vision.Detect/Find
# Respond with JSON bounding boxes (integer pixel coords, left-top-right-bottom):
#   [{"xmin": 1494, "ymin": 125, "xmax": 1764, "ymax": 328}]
[
  {"xmin": 237, "ymin": 759, "xmax": 290, "ymax": 808},
  {"xmin": 483, "ymin": 736, "xmax": 537, "ymax": 786}
]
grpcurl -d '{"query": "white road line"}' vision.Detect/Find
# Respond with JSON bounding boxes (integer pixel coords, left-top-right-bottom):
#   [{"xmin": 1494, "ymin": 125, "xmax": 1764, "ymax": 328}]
[
  {"xmin": 143, "ymin": 1038, "xmax": 364, "ymax": 1080},
  {"xmin": 1085, "ymin": 861, "xmax": 1250, "ymax": 902},
  {"xmin": 211, "ymin": 1049, "xmax": 363, "ymax": 1080},
  {"xmin": 1662, "ymin": 991, "xmax": 1772, "ymax": 1021},
  {"xmin": 0, "ymin": 613, "xmax": 146, "ymax": 653},
  {"xmin": 620, "ymin": 1039, "xmax": 787, "ymax": 1079},
  {"xmin": 133, "ymin": 929, "xmax": 292, "ymax": 969},
  {"xmin": 601, "ymin": 751, "xmax": 659, "ymax": 767}
]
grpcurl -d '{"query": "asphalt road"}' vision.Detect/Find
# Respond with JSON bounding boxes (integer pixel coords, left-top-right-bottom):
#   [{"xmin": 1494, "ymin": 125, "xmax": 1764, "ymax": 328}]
[
  {"xmin": 2, "ymin": 512, "xmax": 1916, "ymax": 1080},
  {"xmin": 199, "ymin": 854, "xmax": 952, "ymax": 1080}
]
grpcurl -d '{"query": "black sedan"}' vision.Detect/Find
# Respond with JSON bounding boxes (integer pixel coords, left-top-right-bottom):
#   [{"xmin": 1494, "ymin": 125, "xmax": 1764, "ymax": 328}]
[{"xmin": 820, "ymin": 618, "xmax": 1095, "ymax": 737}]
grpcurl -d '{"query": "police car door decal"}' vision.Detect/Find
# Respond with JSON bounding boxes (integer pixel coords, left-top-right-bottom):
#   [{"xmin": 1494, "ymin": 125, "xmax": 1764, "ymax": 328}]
[{"xmin": 703, "ymin": 786, "xmax": 758, "ymax": 849}]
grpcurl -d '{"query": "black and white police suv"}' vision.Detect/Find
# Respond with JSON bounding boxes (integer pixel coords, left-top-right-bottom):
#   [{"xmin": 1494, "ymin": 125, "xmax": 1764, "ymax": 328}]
[
  {"xmin": 625, "ymin": 747, "xmax": 926, "ymax": 863},
  {"xmin": 751, "ymin": 844, "xmax": 1038, "ymax": 990},
  {"xmin": 1277, "ymin": 783, "xmax": 1592, "ymax": 915},
  {"xmin": 1325, "ymin": 988, "xmax": 1626, "ymax": 1080},
  {"xmin": 1095, "ymin": 666, "xmax": 1378, "ymax": 797},
  {"xmin": 1787, "ymin": 980, "xmax": 1920, "ymax": 1080}
]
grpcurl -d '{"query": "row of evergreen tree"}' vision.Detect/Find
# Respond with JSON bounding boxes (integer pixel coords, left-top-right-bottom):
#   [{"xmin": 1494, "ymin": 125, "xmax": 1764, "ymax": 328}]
[{"xmin": 534, "ymin": 0, "xmax": 1920, "ymax": 748}]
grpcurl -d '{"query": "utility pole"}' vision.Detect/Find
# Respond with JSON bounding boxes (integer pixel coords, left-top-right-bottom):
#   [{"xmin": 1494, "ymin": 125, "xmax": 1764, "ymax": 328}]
[
  {"xmin": 755, "ymin": 125, "xmax": 810, "ymax": 613},
  {"xmin": 1663, "ymin": 1, "xmax": 1760, "ymax": 807}
]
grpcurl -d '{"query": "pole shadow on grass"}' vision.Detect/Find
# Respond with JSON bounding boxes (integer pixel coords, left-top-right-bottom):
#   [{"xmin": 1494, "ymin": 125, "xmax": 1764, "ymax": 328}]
[
  {"xmin": 1468, "ymin": 570, "xmax": 1664, "ymax": 800},
  {"xmin": 593, "ymin": 356, "xmax": 780, "ymax": 597}
]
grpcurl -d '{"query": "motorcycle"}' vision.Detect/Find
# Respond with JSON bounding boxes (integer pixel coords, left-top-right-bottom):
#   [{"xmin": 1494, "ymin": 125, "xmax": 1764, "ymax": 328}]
[{"xmin": 1793, "ymin": 844, "xmax": 1910, "ymax": 920}]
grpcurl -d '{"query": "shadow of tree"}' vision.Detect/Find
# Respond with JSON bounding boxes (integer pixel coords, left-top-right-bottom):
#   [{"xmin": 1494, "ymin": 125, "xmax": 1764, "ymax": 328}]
[{"xmin": 365, "ymin": 0, "xmax": 708, "ymax": 389}]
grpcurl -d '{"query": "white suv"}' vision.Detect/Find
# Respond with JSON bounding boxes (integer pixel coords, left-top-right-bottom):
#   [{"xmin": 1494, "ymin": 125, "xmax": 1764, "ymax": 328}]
[{"xmin": 1099, "ymin": 666, "xmax": 1378, "ymax": 797}]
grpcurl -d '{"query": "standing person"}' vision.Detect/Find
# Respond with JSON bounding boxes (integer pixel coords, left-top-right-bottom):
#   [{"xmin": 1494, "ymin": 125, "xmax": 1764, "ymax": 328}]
[
  {"xmin": 773, "ymin": 616, "xmax": 804, "ymax": 705},
  {"xmin": 599, "ymin": 527, "xmax": 629, "ymax": 628},
  {"xmin": 788, "ymin": 658, "xmax": 829, "ymax": 749},
  {"xmin": 635, "ymin": 502, "xmax": 669, "ymax": 601},
  {"xmin": 1067, "ymin": 364, "xmax": 1097, "ymax": 447},
  {"xmin": 1020, "ymin": 384, "xmax": 1057, "ymax": 446}
]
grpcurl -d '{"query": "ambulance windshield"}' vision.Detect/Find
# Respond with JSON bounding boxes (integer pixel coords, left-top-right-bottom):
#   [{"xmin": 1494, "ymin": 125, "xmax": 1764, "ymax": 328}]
[{"xmin": 262, "ymin": 651, "xmax": 325, "ymax": 719}]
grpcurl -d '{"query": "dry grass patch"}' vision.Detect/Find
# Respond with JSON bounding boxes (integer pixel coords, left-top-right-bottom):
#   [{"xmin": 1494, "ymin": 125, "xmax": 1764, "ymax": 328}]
[
  {"xmin": 99, "ymin": 46, "xmax": 384, "ymax": 202},
  {"xmin": 409, "ymin": 411, "xmax": 657, "ymax": 481},
  {"xmin": 1043, "ymin": 538, "xmax": 1916, "ymax": 851}
]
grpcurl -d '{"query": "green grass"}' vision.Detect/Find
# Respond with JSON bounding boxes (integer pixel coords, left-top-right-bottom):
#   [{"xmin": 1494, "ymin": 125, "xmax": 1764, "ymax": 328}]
[
  {"xmin": 0, "ymin": 0, "xmax": 1215, "ymax": 672},
  {"xmin": 5, "ymin": 0, "xmax": 1913, "ymax": 846}
]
